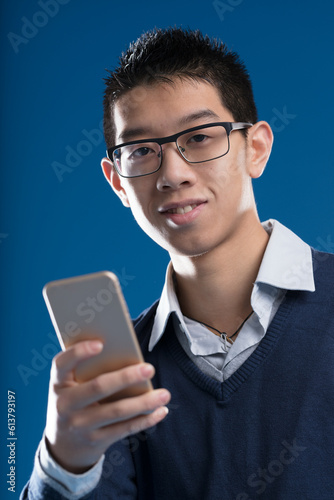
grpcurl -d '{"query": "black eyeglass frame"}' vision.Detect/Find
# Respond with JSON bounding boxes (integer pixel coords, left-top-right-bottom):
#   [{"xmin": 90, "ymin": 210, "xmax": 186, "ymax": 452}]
[{"xmin": 106, "ymin": 121, "xmax": 253, "ymax": 178}]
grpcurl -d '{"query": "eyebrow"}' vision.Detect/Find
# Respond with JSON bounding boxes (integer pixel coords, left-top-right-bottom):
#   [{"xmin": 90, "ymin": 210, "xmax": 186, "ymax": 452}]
[{"xmin": 117, "ymin": 109, "xmax": 221, "ymax": 143}]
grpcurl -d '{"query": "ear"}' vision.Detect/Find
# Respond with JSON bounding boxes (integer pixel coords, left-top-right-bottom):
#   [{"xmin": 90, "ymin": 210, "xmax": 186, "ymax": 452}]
[
  {"xmin": 246, "ymin": 121, "xmax": 274, "ymax": 179},
  {"xmin": 101, "ymin": 157, "xmax": 130, "ymax": 207}
]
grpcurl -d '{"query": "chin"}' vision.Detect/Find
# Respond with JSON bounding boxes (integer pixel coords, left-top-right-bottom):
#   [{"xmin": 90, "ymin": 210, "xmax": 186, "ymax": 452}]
[
  {"xmin": 140, "ymin": 223, "xmax": 223, "ymax": 258},
  {"xmin": 166, "ymin": 232, "xmax": 236, "ymax": 259},
  {"xmin": 166, "ymin": 241, "xmax": 212, "ymax": 258}
]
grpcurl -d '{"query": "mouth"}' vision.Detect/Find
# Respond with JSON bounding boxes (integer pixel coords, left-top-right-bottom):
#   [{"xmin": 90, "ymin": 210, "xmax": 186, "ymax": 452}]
[
  {"xmin": 158, "ymin": 199, "xmax": 207, "ymax": 225},
  {"xmin": 159, "ymin": 200, "xmax": 206, "ymax": 214},
  {"xmin": 165, "ymin": 204, "xmax": 200, "ymax": 215}
]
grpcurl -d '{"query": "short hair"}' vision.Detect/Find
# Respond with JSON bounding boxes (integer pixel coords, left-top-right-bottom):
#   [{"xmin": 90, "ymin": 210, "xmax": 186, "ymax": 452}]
[{"xmin": 103, "ymin": 27, "xmax": 258, "ymax": 148}]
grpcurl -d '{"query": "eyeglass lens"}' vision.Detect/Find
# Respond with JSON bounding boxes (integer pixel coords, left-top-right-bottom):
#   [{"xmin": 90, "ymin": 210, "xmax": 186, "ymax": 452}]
[{"xmin": 113, "ymin": 125, "xmax": 229, "ymax": 177}]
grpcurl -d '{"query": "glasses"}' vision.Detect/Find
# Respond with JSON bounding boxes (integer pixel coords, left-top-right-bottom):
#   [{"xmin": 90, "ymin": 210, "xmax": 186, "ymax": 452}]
[{"xmin": 107, "ymin": 122, "xmax": 253, "ymax": 178}]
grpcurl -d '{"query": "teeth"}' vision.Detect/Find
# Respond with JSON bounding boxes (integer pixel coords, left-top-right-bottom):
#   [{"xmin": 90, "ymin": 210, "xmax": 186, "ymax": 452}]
[{"xmin": 167, "ymin": 204, "xmax": 198, "ymax": 214}]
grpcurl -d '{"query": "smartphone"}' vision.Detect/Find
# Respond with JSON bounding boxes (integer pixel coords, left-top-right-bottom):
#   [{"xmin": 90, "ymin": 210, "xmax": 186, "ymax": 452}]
[{"xmin": 43, "ymin": 270, "xmax": 152, "ymax": 402}]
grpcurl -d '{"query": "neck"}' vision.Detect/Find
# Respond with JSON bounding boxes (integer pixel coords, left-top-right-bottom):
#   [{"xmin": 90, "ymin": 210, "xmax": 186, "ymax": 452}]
[{"xmin": 170, "ymin": 220, "xmax": 269, "ymax": 335}]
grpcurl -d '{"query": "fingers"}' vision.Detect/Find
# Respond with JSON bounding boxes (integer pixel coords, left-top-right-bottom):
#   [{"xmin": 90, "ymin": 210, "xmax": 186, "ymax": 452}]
[
  {"xmin": 46, "ymin": 400, "xmax": 170, "ymax": 473},
  {"xmin": 50, "ymin": 340, "xmax": 168, "ymax": 423},
  {"xmin": 73, "ymin": 388, "xmax": 171, "ymax": 430},
  {"xmin": 95, "ymin": 405, "xmax": 170, "ymax": 445},
  {"xmin": 46, "ymin": 341, "xmax": 171, "ymax": 473},
  {"xmin": 62, "ymin": 363, "xmax": 156, "ymax": 410}
]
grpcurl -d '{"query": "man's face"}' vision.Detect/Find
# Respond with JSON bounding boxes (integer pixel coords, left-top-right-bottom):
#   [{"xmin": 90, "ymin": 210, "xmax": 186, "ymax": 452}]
[{"xmin": 106, "ymin": 78, "xmax": 261, "ymax": 258}]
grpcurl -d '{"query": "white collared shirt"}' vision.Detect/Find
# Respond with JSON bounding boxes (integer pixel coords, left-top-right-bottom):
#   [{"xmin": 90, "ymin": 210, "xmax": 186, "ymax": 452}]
[{"xmin": 149, "ymin": 220, "xmax": 315, "ymax": 381}]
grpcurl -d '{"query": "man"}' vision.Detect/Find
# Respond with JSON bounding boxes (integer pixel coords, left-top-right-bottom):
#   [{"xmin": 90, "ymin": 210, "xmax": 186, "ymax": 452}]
[{"xmin": 21, "ymin": 27, "xmax": 334, "ymax": 499}]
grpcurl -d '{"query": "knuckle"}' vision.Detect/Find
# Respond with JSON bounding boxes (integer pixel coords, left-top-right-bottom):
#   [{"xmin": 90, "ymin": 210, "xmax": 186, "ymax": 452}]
[
  {"xmin": 85, "ymin": 429, "xmax": 105, "ymax": 449},
  {"xmin": 71, "ymin": 342, "xmax": 88, "ymax": 361},
  {"xmin": 89, "ymin": 375, "xmax": 107, "ymax": 396},
  {"xmin": 85, "ymin": 430, "xmax": 98, "ymax": 446},
  {"xmin": 119, "ymin": 366, "xmax": 137, "ymax": 387},
  {"xmin": 127, "ymin": 418, "xmax": 146, "ymax": 436},
  {"xmin": 55, "ymin": 394, "xmax": 70, "ymax": 417},
  {"xmin": 110, "ymin": 403, "xmax": 127, "ymax": 422},
  {"xmin": 52, "ymin": 352, "xmax": 63, "ymax": 373},
  {"xmin": 136, "ymin": 396, "xmax": 154, "ymax": 415}
]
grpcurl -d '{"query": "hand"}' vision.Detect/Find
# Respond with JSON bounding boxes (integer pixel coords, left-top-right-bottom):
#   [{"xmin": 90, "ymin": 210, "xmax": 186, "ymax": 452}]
[{"xmin": 44, "ymin": 340, "xmax": 171, "ymax": 473}]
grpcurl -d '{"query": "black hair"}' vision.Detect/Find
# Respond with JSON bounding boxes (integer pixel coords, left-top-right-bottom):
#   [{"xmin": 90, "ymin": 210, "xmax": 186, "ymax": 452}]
[{"xmin": 103, "ymin": 27, "xmax": 258, "ymax": 148}]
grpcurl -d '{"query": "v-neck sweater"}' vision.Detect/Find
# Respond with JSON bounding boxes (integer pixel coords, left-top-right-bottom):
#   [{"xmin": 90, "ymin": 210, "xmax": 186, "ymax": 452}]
[{"xmin": 21, "ymin": 249, "xmax": 334, "ymax": 500}]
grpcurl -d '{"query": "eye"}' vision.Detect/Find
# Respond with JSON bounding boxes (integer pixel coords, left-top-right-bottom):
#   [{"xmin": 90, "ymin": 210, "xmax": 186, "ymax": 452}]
[
  {"xmin": 126, "ymin": 145, "xmax": 157, "ymax": 162},
  {"xmin": 188, "ymin": 134, "xmax": 208, "ymax": 144},
  {"xmin": 132, "ymin": 146, "xmax": 153, "ymax": 157}
]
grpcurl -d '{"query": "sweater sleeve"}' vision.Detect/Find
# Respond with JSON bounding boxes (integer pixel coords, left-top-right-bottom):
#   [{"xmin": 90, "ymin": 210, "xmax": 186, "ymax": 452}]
[{"xmin": 20, "ymin": 440, "xmax": 138, "ymax": 500}]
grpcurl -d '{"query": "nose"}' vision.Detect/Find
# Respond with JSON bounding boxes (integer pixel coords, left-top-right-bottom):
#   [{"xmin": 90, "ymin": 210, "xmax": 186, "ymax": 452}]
[{"xmin": 156, "ymin": 144, "xmax": 197, "ymax": 192}]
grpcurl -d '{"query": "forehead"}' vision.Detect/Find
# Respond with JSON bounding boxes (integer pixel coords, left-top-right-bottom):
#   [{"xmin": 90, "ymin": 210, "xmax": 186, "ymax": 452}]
[{"xmin": 113, "ymin": 78, "xmax": 234, "ymax": 143}]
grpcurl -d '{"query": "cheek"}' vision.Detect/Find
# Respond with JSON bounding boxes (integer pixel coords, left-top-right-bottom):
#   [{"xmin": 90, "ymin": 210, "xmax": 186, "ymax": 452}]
[
  {"xmin": 125, "ymin": 188, "xmax": 166, "ymax": 246},
  {"xmin": 210, "ymin": 154, "xmax": 243, "ymax": 195},
  {"xmin": 122, "ymin": 182, "xmax": 153, "ymax": 222},
  {"xmin": 223, "ymin": 147, "xmax": 247, "ymax": 181},
  {"xmin": 213, "ymin": 150, "xmax": 253, "ymax": 211}
]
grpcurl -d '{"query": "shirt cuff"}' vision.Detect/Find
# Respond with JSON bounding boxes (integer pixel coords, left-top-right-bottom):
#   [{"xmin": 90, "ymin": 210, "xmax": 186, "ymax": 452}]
[{"xmin": 39, "ymin": 435, "xmax": 104, "ymax": 497}]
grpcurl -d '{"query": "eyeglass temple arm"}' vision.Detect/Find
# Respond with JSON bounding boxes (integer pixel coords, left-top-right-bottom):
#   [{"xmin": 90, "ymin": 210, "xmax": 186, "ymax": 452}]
[{"xmin": 231, "ymin": 122, "xmax": 253, "ymax": 131}]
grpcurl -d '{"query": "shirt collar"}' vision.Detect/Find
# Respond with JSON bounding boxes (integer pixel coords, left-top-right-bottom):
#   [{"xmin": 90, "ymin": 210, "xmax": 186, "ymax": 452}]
[
  {"xmin": 256, "ymin": 219, "xmax": 315, "ymax": 291},
  {"xmin": 148, "ymin": 262, "xmax": 185, "ymax": 351},
  {"xmin": 149, "ymin": 219, "xmax": 315, "ymax": 351}
]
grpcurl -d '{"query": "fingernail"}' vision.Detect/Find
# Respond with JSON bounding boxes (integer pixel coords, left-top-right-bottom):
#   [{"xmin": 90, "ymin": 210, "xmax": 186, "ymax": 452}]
[
  {"xmin": 159, "ymin": 390, "xmax": 170, "ymax": 404},
  {"xmin": 140, "ymin": 363, "xmax": 154, "ymax": 377},
  {"xmin": 88, "ymin": 341, "xmax": 104, "ymax": 353},
  {"xmin": 156, "ymin": 406, "xmax": 169, "ymax": 418}
]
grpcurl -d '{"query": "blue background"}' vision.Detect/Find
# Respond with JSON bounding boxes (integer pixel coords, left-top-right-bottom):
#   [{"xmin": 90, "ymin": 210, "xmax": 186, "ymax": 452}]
[{"xmin": 1, "ymin": 0, "xmax": 333, "ymax": 496}]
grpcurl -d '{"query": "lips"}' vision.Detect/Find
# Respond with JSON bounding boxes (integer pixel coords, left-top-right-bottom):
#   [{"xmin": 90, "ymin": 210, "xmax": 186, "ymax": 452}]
[
  {"xmin": 159, "ymin": 200, "xmax": 206, "ymax": 214},
  {"xmin": 166, "ymin": 204, "xmax": 199, "ymax": 214},
  {"xmin": 158, "ymin": 199, "xmax": 207, "ymax": 225}
]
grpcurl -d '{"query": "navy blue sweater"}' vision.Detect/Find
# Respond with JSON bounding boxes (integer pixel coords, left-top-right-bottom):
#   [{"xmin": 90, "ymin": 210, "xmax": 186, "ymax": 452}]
[{"xmin": 22, "ymin": 249, "xmax": 334, "ymax": 499}]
